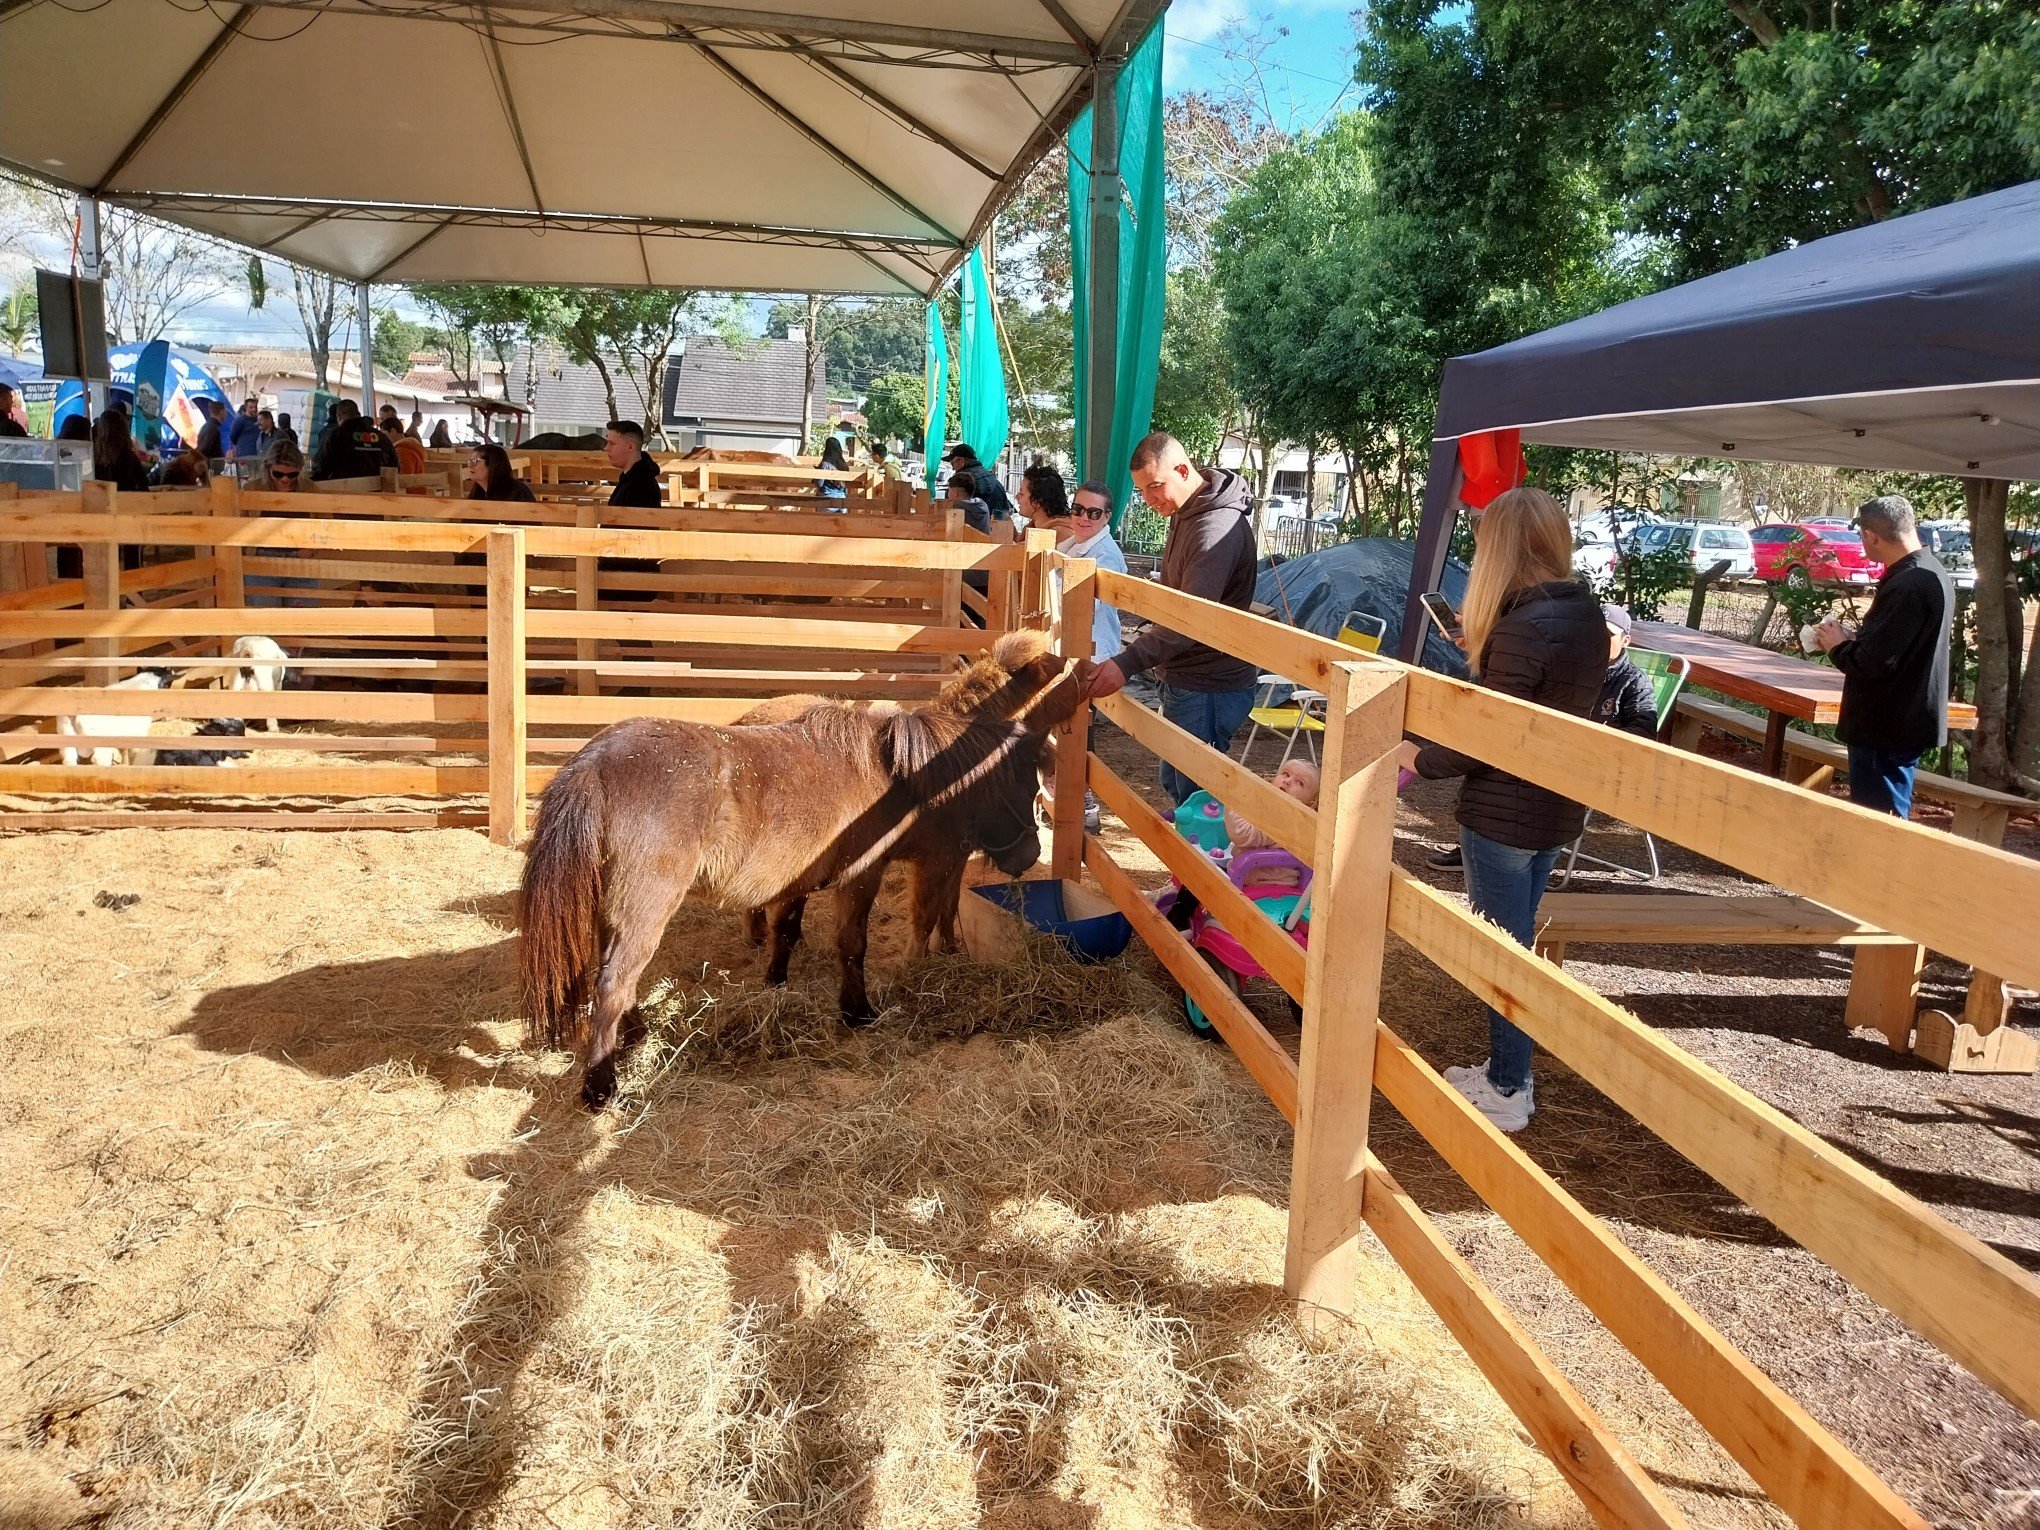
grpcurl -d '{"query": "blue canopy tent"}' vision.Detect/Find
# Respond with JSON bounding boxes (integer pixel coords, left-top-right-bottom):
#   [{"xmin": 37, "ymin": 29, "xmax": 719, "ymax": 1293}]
[
  {"xmin": 0, "ymin": 354, "xmax": 42, "ymax": 389},
  {"xmin": 50, "ymin": 342, "xmax": 231, "ymax": 443},
  {"xmin": 1403, "ymin": 179, "xmax": 2040, "ymax": 658}
]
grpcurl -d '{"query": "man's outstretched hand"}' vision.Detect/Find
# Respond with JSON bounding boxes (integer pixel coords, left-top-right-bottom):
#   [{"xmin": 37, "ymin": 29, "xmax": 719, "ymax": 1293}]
[{"xmin": 1082, "ymin": 658, "xmax": 1128, "ymax": 701}]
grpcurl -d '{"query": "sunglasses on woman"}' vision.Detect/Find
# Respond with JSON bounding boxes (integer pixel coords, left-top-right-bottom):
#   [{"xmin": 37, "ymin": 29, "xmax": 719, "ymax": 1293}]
[{"xmin": 270, "ymin": 469, "xmax": 300, "ymax": 482}]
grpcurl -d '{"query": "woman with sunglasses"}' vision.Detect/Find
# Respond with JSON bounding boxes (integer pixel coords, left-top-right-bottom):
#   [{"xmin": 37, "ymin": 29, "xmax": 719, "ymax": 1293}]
[
  {"xmin": 248, "ymin": 440, "xmax": 313, "ymax": 606},
  {"xmin": 1041, "ymin": 476, "xmax": 1125, "ymax": 835}
]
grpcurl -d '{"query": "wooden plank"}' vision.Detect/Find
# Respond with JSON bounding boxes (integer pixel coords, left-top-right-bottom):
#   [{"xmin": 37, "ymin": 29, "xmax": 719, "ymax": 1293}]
[
  {"xmin": 208, "ymin": 478, "xmax": 244, "ymax": 623},
  {"xmin": 1535, "ymin": 893, "xmax": 1909, "ymax": 947},
  {"xmin": 1373, "ymin": 1027, "xmax": 1926, "ymax": 1530},
  {"xmin": 573, "ymin": 502, "xmax": 597, "ymax": 697},
  {"xmin": 1084, "ymin": 833, "xmax": 1300, "ymax": 1121},
  {"xmin": 80, "ymin": 482, "xmax": 121, "ymax": 673},
  {"xmin": 522, "ymin": 610, "xmax": 995, "ymax": 655},
  {"xmin": 0, "ymin": 607, "xmax": 486, "ymax": 641},
  {"xmin": 1285, "ymin": 663, "xmax": 1405, "ymax": 1321},
  {"xmin": 1843, "ymin": 944, "xmax": 1925, "ymax": 1051},
  {"xmin": 1360, "ymin": 1158, "xmax": 1689, "ymax": 1530},
  {"xmin": 1094, "ymin": 690, "xmax": 1317, "ymax": 862},
  {"xmin": 0, "ymin": 809, "xmax": 487, "ymax": 831},
  {"xmin": 1, "ymin": 732, "xmax": 496, "ymax": 754},
  {"xmin": 1400, "ymin": 667, "xmax": 2040, "ymax": 994},
  {"xmin": 1097, "ymin": 567, "xmax": 1344, "ymax": 688},
  {"xmin": 0, "ymin": 689, "xmax": 489, "ymax": 723},
  {"xmin": 525, "ymin": 694, "xmax": 803, "ymax": 727},
  {"xmin": 1089, "ymin": 757, "xmax": 1306, "ymax": 1002},
  {"xmin": 487, "ymin": 529, "xmax": 527, "ymax": 846},
  {"xmin": 1050, "ymin": 556, "xmax": 1095, "ymax": 879},
  {"xmin": 0, "ymin": 763, "xmax": 488, "ymax": 794},
  {"xmin": 1386, "ymin": 867, "xmax": 2040, "ymax": 1421}
]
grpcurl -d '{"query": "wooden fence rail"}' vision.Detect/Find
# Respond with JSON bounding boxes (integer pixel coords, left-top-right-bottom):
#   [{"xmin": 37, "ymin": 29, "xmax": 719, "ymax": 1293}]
[{"xmin": 1071, "ymin": 559, "xmax": 2040, "ymax": 1529}]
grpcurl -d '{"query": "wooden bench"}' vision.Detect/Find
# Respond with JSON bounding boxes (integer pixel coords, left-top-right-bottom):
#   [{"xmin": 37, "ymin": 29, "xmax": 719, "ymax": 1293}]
[{"xmin": 1535, "ymin": 891, "xmax": 1925, "ymax": 1053}]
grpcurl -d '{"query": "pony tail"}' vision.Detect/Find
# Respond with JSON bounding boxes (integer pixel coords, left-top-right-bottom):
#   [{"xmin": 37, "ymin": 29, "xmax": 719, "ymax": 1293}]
[{"xmin": 519, "ymin": 768, "xmax": 606, "ymax": 1051}]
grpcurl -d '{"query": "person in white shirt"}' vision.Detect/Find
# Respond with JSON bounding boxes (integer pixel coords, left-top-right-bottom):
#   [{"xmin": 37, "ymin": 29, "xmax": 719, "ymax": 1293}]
[{"xmin": 1030, "ymin": 472, "xmax": 1125, "ymax": 833}]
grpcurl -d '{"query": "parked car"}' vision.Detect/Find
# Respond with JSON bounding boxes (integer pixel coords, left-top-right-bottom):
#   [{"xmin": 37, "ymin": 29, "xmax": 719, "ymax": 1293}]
[
  {"xmin": 1918, "ymin": 520, "xmax": 1977, "ymax": 591},
  {"xmin": 1751, "ymin": 522, "xmax": 1882, "ymax": 590},
  {"xmin": 1572, "ymin": 527, "xmax": 1619, "ymax": 580},
  {"xmin": 1629, "ymin": 521, "xmax": 1755, "ymax": 579}
]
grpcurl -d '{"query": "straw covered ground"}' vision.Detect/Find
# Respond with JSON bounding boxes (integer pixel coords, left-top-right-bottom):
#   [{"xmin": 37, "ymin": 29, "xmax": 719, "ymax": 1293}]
[{"xmin": 0, "ymin": 824, "xmax": 1579, "ymax": 1530}]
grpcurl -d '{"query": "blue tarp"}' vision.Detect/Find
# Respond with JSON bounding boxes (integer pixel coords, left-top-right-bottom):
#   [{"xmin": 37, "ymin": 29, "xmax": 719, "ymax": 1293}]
[
  {"xmin": 0, "ymin": 354, "xmax": 41, "ymax": 388},
  {"xmin": 1257, "ymin": 538, "xmax": 1470, "ymax": 678}
]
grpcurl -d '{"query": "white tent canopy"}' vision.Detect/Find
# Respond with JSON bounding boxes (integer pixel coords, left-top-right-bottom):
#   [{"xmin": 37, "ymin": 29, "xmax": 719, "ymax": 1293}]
[{"xmin": 0, "ymin": 0, "xmax": 1162, "ymax": 295}]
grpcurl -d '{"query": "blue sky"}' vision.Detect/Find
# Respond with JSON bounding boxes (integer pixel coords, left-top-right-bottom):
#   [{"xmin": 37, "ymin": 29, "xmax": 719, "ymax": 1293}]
[{"xmin": 1163, "ymin": 0, "xmax": 1364, "ymax": 132}]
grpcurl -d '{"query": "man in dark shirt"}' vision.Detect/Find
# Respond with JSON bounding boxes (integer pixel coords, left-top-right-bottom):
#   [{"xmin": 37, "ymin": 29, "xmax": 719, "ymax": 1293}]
[
  {"xmin": 0, "ymin": 383, "xmax": 25, "ymax": 437},
  {"xmin": 603, "ymin": 419, "xmax": 662, "ymax": 599},
  {"xmin": 1082, "ymin": 431, "xmax": 1259, "ymax": 804},
  {"xmin": 227, "ymin": 397, "xmax": 264, "ymax": 460},
  {"xmin": 310, "ymin": 398, "xmax": 398, "ymax": 482},
  {"xmin": 1815, "ymin": 494, "xmax": 1953, "ymax": 818},
  {"xmin": 605, "ymin": 419, "xmax": 661, "ymax": 508},
  {"xmin": 195, "ymin": 399, "xmax": 227, "ymax": 458},
  {"xmin": 943, "ymin": 443, "xmax": 1013, "ymax": 522}
]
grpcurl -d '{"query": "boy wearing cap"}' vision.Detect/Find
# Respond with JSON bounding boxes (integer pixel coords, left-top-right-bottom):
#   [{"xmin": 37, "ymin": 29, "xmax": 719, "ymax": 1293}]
[{"xmin": 1593, "ymin": 605, "xmax": 1659, "ymax": 739}]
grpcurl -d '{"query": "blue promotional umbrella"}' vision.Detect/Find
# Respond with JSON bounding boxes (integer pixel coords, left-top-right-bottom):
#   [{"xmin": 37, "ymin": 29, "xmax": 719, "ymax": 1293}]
[
  {"xmin": 0, "ymin": 354, "xmax": 41, "ymax": 389},
  {"xmin": 52, "ymin": 342, "xmax": 231, "ymax": 443}
]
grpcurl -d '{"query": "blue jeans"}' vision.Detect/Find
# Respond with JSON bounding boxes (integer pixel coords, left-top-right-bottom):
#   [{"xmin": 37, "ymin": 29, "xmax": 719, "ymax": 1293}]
[
  {"xmin": 1157, "ymin": 682, "xmax": 1255, "ymax": 805},
  {"xmin": 1460, "ymin": 826, "xmax": 1563, "ymax": 1094},
  {"xmin": 1847, "ymin": 744, "xmax": 1921, "ymax": 818}
]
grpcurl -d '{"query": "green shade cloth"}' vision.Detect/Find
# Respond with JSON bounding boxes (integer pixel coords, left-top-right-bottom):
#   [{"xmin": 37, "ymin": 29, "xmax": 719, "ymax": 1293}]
[
  {"xmin": 1067, "ymin": 17, "xmax": 1166, "ymax": 532},
  {"xmin": 958, "ymin": 247, "xmax": 1009, "ymax": 468},
  {"xmin": 922, "ymin": 301, "xmax": 949, "ymax": 492}
]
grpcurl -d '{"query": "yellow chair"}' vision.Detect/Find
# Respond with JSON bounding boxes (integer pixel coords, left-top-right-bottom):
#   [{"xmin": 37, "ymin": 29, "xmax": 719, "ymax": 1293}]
[{"xmin": 1238, "ymin": 611, "xmax": 1387, "ymax": 768}]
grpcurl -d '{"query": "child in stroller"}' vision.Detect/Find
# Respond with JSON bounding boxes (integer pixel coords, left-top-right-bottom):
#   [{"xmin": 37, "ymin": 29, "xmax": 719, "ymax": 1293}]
[{"xmin": 1156, "ymin": 759, "xmax": 1320, "ymax": 1036}]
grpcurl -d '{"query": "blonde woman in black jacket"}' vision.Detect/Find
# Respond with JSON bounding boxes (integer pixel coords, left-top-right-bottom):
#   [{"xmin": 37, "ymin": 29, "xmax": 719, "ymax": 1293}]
[{"xmin": 1398, "ymin": 487, "xmax": 1607, "ymax": 1132}]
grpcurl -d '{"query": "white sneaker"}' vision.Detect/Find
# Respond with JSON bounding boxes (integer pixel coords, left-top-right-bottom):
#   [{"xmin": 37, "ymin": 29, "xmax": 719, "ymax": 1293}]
[{"xmin": 1443, "ymin": 1061, "xmax": 1534, "ymax": 1133}]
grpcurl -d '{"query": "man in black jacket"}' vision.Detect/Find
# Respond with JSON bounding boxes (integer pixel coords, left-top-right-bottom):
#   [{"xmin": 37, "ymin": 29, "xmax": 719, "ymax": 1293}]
[
  {"xmin": 0, "ymin": 384, "xmax": 25, "ymax": 437},
  {"xmin": 1814, "ymin": 494, "xmax": 1953, "ymax": 818},
  {"xmin": 310, "ymin": 398, "xmax": 398, "ymax": 481},
  {"xmin": 1083, "ymin": 432, "xmax": 1258, "ymax": 804},
  {"xmin": 603, "ymin": 420, "xmax": 662, "ymax": 601}
]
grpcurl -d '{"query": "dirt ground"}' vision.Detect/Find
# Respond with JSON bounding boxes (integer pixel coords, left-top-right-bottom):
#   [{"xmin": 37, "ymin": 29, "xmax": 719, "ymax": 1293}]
[
  {"xmin": 1088, "ymin": 717, "xmax": 2039, "ymax": 1530},
  {"xmin": 1, "ymin": 710, "xmax": 2035, "ymax": 1528}
]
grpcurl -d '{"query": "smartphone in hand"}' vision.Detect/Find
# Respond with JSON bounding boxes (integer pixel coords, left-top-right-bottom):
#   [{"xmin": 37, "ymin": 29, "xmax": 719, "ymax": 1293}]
[{"xmin": 1419, "ymin": 591, "xmax": 1463, "ymax": 646}]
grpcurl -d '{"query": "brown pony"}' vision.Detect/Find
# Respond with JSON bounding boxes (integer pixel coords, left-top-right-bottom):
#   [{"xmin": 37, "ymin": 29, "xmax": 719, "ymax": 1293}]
[
  {"xmin": 734, "ymin": 632, "xmax": 1078, "ymax": 981},
  {"xmin": 521, "ymin": 642, "xmax": 1083, "ymax": 1108}
]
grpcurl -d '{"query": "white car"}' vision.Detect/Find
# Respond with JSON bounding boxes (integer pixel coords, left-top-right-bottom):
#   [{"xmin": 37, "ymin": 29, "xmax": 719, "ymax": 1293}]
[{"xmin": 1639, "ymin": 522, "xmax": 1756, "ymax": 580}]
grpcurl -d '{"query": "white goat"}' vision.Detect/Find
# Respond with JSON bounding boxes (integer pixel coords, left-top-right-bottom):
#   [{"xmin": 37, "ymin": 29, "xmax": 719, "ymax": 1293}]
[
  {"xmin": 170, "ymin": 636, "xmax": 292, "ymax": 731},
  {"xmin": 57, "ymin": 670, "xmax": 168, "ymax": 767}
]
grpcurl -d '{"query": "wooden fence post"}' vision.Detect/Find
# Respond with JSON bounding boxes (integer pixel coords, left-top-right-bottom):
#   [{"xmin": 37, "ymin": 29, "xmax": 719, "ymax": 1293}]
[
  {"xmin": 1050, "ymin": 557, "xmax": 1096, "ymax": 879},
  {"xmin": 939, "ymin": 506, "xmax": 964, "ymax": 632},
  {"xmin": 209, "ymin": 476, "xmax": 243, "ymax": 633},
  {"xmin": 1286, "ymin": 659, "xmax": 1407, "ymax": 1323},
  {"xmin": 1023, "ymin": 527, "xmax": 1057, "ymax": 631},
  {"xmin": 574, "ymin": 502, "xmax": 597, "ymax": 696},
  {"xmin": 487, "ymin": 527, "xmax": 528, "ymax": 846},
  {"xmin": 80, "ymin": 481, "xmax": 122, "ymax": 674}
]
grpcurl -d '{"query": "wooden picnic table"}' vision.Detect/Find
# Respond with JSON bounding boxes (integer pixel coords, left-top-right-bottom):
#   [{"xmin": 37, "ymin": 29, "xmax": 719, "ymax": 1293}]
[{"xmin": 1631, "ymin": 620, "xmax": 1977, "ymax": 776}]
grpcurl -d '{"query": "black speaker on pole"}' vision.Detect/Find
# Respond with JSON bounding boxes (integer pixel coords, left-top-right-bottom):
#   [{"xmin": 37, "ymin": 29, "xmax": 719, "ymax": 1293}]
[{"xmin": 36, "ymin": 268, "xmax": 111, "ymax": 381}]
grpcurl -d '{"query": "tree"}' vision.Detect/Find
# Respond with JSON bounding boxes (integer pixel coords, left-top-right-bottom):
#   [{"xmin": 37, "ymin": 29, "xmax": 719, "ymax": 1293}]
[
  {"xmin": 289, "ymin": 267, "xmax": 350, "ymax": 390},
  {"xmin": 410, "ymin": 285, "xmax": 561, "ymax": 399},
  {"xmin": 0, "ymin": 285, "xmax": 36, "ymax": 354},
  {"xmin": 860, "ymin": 371, "xmax": 924, "ymax": 449},
  {"xmin": 1150, "ymin": 268, "xmax": 1232, "ymax": 462},
  {"xmin": 540, "ymin": 287, "xmax": 744, "ymax": 446},
  {"xmin": 765, "ymin": 295, "xmax": 921, "ymax": 395},
  {"xmin": 371, "ymin": 308, "xmax": 433, "ymax": 379},
  {"xmin": 0, "ymin": 179, "xmax": 232, "ymax": 344}
]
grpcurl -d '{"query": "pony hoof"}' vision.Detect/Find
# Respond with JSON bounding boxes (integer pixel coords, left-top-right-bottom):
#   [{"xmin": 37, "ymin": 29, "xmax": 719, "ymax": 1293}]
[
  {"xmin": 841, "ymin": 1007, "xmax": 878, "ymax": 1030},
  {"xmin": 581, "ymin": 1063, "xmax": 618, "ymax": 1111}
]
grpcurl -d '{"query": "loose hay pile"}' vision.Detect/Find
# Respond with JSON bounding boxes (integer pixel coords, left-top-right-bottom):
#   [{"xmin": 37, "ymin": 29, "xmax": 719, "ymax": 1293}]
[{"xmin": 0, "ymin": 829, "xmax": 1575, "ymax": 1528}]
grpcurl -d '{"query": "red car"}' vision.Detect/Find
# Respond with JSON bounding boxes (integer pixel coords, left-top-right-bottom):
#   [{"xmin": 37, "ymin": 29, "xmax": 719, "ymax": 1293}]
[{"xmin": 1750, "ymin": 523, "xmax": 1883, "ymax": 590}]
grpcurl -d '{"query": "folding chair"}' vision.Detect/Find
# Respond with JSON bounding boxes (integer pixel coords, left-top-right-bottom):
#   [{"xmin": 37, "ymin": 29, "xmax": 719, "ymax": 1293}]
[
  {"xmin": 1553, "ymin": 648, "xmax": 1690, "ymax": 886},
  {"xmin": 1240, "ymin": 676, "xmax": 1325, "ymax": 769}
]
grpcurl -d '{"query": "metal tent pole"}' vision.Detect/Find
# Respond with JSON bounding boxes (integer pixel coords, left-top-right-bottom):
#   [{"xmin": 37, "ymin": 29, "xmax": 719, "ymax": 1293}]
[
  {"xmin": 1082, "ymin": 53, "xmax": 1120, "ymax": 486},
  {"xmin": 76, "ymin": 196, "xmax": 104, "ymax": 416},
  {"xmin": 356, "ymin": 281, "xmax": 377, "ymax": 414}
]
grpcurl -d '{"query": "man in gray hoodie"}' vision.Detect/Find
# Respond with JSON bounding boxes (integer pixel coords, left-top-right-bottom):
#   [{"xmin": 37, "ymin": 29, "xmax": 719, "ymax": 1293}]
[{"xmin": 1083, "ymin": 432, "xmax": 1259, "ymax": 804}]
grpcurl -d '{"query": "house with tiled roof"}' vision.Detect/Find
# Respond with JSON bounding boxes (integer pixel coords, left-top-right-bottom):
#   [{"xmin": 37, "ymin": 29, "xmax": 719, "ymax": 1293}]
[{"xmin": 662, "ymin": 335, "xmax": 827, "ymax": 456}]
